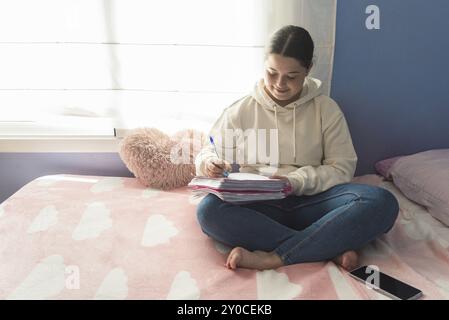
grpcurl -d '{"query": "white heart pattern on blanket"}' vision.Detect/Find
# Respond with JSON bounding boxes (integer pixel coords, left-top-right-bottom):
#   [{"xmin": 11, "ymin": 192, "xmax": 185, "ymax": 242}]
[
  {"xmin": 7, "ymin": 255, "xmax": 66, "ymax": 299},
  {"xmin": 256, "ymin": 270, "xmax": 302, "ymax": 300},
  {"xmin": 399, "ymin": 210, "xmax": 449, "ymax": 248},
  {"xmin": 36, "ymin": 175, "xmax": 100, "ymax": 187},
  {"xmin": 188, "ymin": 195, "xmax": 203, "ymax": 205},
  {"xmin": 94, "ymin": 268, "xmax": 128, "ymax": 300},
  {"xmin": 72, "ymin": 202, "xmax": 112, "ymax": 240},
  {"xmin": 90, "ymin": 177, "xmax": 123, "ymax": 193},
  {"xmin": 400, "ymin": 218, "xmax": 430, "ymax": 241},
  {"xmin": 35, "ymin": 175, "xmax": 59, "ymax": 187},
  {"xmin": 166, "ymin": 271, "xmax": 200, "ymax": 300},
  {"xmin": 27, "ymin": 205, "xmax": 59, "ymax": 233},
  {"xmin": 142, "ymin": 188, "xmax": 160, "ymax": 198},
  {"xmin": 436, "ymin": 236, "xmax": 449, "ymax": 249},
  {"xmin": 434, "ymin": 279, "xmax": 449, "ymax": 299},
  {"xmin": 141, "ymin": 214, "xmax": 179, "ymax": 247},
  {"xmin": 327, "ymin": 264, "xmax": 361, "ymax": 300}
]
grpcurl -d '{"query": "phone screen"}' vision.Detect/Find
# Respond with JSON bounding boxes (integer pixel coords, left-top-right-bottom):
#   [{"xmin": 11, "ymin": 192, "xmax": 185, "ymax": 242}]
[{"xmin": 349, "ymin": 266, "xmax": 423, "ymax": 300}]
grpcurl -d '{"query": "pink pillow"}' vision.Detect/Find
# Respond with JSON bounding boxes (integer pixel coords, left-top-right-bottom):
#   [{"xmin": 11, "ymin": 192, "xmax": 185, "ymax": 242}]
[
  {"xmin": 389, "ymin": 149, "xmax": 449, "ymax": 227},
  {"xmin": 375, "ymin": 156, "xmax": 403, "ymax": 179}
]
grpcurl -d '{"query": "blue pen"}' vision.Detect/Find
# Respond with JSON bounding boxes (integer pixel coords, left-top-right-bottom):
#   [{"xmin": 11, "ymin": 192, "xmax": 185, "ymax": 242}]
[{"xmin": 209, "ymin": 136, "xmax": 229, "ymax": 177}]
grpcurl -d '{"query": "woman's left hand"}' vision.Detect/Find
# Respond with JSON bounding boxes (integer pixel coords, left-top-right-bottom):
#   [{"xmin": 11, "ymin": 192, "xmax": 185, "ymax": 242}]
[{"xmin": 269, "ymin": 175, "xmax": 293, "ymax": 195}]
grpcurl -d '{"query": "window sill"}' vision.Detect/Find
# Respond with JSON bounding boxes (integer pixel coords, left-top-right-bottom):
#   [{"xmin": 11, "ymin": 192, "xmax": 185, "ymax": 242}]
[
  {"xmin": 0, "ymin": 136, "xmax": 120, "ymax": 152},
  {"xmin": 0, "ymin": 119, "xmax": 120, "ymax": 152}
]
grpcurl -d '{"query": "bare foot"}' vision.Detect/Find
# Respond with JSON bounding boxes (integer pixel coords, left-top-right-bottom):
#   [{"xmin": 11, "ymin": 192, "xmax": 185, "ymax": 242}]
[
  {"xmin": 333, "ymin": 250, "xmax": 358, "ymax": 271},
  {"xmin": 225, "ymin": 247, "xmax": 284, "ymax": 271}
]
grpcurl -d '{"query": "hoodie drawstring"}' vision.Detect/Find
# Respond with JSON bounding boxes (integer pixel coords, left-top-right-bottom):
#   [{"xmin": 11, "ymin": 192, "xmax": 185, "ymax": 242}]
[
  {"xmin": 274, "ymin": 106, "xmax": 279, "ymax": 165},
  {"xmin": 293, "ymin": 105, "xmax": 296, "ymax": 163}
]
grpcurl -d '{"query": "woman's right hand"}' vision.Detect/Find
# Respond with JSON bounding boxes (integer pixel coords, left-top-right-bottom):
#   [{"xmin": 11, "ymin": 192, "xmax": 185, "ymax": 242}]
[{"xmin": 205, "ymin": 159, "xmax": 232, "ymax": 178}]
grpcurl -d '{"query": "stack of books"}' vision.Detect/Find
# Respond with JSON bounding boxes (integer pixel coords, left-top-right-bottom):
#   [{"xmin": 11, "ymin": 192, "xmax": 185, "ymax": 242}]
[{"xmin": 188, "ymin": 172, "xmax": 291, "ymax": 204}]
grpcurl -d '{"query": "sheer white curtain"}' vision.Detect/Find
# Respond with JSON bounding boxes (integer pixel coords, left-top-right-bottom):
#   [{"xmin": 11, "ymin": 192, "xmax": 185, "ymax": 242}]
[{"xmin": 0, "ymin": 0, "xmax": 336, "ymax": 136}]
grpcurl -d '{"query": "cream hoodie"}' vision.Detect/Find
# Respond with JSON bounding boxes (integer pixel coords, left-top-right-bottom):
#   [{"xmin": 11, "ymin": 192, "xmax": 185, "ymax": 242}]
[{"xmin": 195, "ymin": 77, "xmax": 358, "ymax": 196}]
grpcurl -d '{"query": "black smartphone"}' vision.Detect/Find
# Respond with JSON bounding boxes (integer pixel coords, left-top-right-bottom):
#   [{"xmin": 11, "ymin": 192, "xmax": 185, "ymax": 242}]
[{"xmin": 349, "ymin": 265, "xmax": 423, "ymax": 300}]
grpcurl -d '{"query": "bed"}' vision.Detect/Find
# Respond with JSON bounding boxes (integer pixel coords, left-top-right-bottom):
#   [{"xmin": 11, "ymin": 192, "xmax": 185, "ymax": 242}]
[{"xmin": 1, "ymin": 173, "xmax": 449, "ymax": 300}]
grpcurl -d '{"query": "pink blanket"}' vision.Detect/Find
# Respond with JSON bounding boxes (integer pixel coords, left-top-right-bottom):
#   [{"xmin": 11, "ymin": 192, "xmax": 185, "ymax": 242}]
[{"xmin": 1, "ymin": 174, "xmax": 449, "ymax": 299}]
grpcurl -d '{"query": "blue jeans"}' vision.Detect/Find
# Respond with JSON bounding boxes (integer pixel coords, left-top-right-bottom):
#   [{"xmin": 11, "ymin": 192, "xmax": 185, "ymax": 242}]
[{"xmin": 196, "ymin": 183, "xmax": 399, "ymax": 265}]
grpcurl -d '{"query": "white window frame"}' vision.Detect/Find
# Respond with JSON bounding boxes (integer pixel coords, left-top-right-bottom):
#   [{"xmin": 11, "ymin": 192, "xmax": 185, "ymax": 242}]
[{"xmin": 0, "ymin": 0, "xmax": 337, "ymax": 152}]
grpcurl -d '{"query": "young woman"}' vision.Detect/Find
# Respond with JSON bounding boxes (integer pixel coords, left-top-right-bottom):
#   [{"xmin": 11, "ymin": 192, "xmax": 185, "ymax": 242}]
[{"xmin": 195, "ymin": 25, "xmax": 399, "ymax": 271}]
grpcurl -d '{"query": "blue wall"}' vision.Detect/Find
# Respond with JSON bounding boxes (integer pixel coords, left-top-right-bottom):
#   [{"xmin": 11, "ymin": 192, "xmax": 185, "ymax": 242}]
[
  {"xmin": 332, "ymin": 0, "xmax": 449, "ymax": 175},
  {"xmin": 0, "ymin": 154, "xmax": 132, "ymax": 203}
]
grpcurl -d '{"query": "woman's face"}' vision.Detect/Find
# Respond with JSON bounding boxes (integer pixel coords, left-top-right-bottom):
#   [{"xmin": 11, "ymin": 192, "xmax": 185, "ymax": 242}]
[{"xmin": 263, "ymin": 53, "xmax": 309, "ymax": 103}]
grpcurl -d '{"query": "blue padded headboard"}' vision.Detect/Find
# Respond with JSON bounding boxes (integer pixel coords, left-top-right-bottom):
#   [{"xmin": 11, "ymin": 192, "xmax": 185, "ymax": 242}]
[{"xmin": 331, "ymin": 0, "xmax": 449, "ymax": 176}]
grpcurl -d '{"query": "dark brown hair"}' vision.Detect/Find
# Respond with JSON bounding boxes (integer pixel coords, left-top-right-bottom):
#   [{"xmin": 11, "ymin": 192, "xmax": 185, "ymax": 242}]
[{"xmin": 266, "ymin": 25, "xmax": 314, "ymax": 69}]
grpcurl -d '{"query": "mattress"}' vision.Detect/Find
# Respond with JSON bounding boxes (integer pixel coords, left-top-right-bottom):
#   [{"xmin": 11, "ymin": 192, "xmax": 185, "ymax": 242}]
[{"xmin": 1, "ymin": 174, "xmax": 449, "ymax": 299}]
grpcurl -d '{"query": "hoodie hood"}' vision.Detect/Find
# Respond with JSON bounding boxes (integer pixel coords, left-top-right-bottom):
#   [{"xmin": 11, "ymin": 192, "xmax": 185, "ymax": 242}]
[
  {"xmin": 252, "ymin": 76, "xmax": 322, "ymax": 112},
  {"xmin": 252, "ymin": 77, "xmax": 322, "ymax": 162}
]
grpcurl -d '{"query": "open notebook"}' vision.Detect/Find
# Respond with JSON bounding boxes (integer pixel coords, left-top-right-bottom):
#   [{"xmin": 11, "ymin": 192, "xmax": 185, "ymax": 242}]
[{"xmin": 188, "ymin": 172, "xmax": 291, "ymax": 204}]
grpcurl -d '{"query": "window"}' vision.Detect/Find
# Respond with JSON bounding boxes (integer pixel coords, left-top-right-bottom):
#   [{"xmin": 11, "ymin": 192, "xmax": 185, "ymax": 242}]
[{"xmin": 0, "ymin": 0, "xmax": 336, "ymax": 148}]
